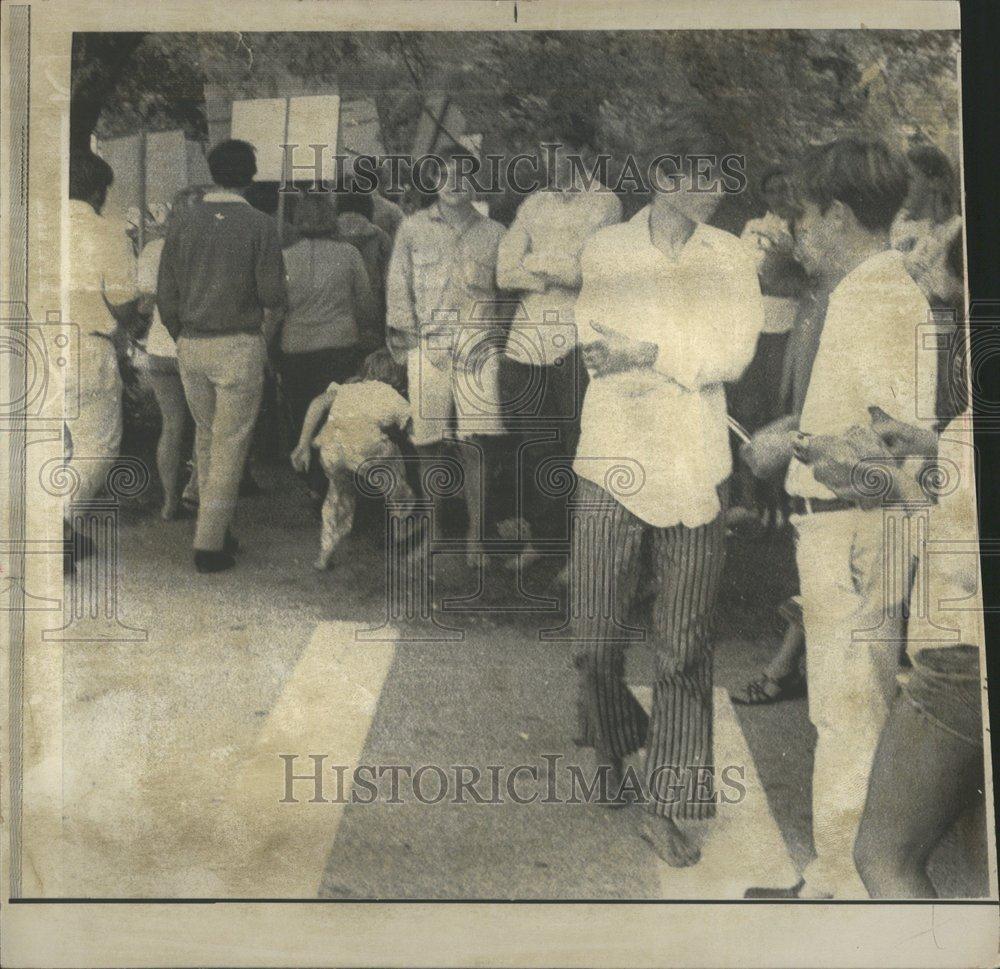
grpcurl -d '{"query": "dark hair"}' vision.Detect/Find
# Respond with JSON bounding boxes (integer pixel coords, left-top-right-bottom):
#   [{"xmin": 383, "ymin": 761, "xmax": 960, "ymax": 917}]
[
  {"xmin": 69, "ymin": 150, "xmax": 114, "ymax": 203},
  {"xmin": 335, "ymin": 183, "xmax": 374, "ymax": 221},
  {"xmin": 795, "ymin": 137, "xmax": 909, "ymax": 232},
  {"xmin": 542, "ymin": 110, "xmax": 598, "ymax": 153},
  {"xmin": 906, "ymin": 143, "xmax": 957, "ymax": 223},
  {"xmin": 207, "ymin": 139, "xmax": 257, "ymax": 189},
  {"xmin": 360, "ymin": 347, "xmax": 405, "ymax": 392},
  {"xmin": 292, "ymin": 191, "xmax": 337, "ymax": 239},
  {"xmin": 759, "ymin": 165, "xmax": 789, "ymax": 195},
  {"xmin": 908, "ymin": 143, "xmax": 953, "ymax": 182}
]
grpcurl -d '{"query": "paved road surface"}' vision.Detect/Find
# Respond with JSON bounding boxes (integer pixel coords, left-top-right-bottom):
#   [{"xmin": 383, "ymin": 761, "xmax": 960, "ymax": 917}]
[{"xmin": 54, "ymin": 464, "xmax": 989, "ymax": 899}]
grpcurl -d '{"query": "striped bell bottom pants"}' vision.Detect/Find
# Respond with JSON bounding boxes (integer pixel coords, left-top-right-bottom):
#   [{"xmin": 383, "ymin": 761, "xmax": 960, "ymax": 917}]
[{"xmin": 572, "ymin": 477, "xmax": 728, "ymax": 820}]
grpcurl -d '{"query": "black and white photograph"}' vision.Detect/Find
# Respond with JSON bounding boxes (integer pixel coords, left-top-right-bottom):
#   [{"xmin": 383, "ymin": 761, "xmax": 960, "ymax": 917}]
[{"xmin": 1, "ymin": 1, "xmax": 998, "ymax": 966}]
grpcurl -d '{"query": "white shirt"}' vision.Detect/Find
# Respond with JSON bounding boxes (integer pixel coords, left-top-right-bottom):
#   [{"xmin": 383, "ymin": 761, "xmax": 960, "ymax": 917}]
[
  {"xmin": 573, "ymin": 208, "xmax": 765, "ymax": 528},
  {"xmin": 69, "ymin": 199, "xmax": 136, "ymax": 337},
  {"xmin": 498, "ymin": 184, "xmax": 622, "ymax": 366},
  {"xmin": 313, "ymin": 380, "xmax": 410, "ymax": 467},
  {"xmin": 785, "ymin": 249, "xmax": 935, "ymax": 499}
]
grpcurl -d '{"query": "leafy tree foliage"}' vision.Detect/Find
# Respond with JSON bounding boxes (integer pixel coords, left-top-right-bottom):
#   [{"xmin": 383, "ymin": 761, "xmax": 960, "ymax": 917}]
[{"xmin": 78, "ymin": 29, "xmax": 961, "ymax": 225}]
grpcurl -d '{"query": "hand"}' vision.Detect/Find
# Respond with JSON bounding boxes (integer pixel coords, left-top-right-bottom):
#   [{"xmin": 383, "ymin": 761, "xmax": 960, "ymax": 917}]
[
  {"xmin": 290, "ymin": 443, "xmax": 311, "ymax": 474},
  {"xmin": 869, "ymin": 408, "xmax": 938, "ymax": 459},
  {"xmin": 807, "ymin": 426, "xmax": 896, "ymax": 504},
  {"xmin": 791, "ymin": 432, "xmax": 814, "ymax": 465},
  {"xmin": 741, "ymin": 416, "xmax": 799, "ymax": 479},
  {"xmin": 581, "ymin": 322, "xmax": 656, "ymax": 378}
]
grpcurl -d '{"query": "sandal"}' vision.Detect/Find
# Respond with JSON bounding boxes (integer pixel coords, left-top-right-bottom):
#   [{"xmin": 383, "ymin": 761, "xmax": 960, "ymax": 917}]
[{"xmin": 730, "ymin": 672, "xmax": 789, "ymax": 705}]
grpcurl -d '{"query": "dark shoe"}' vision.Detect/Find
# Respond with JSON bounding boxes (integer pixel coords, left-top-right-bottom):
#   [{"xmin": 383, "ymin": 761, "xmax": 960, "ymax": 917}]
[
  {"xmin": 194, "ymin": 549, "xmax": 236, "ymax": 573},
  {"xmin": 730, "ymin": 673, "xmax": 788, "ymax": 706},
  {"xmin": 63, "ymin": 522, "xmax": 95, "ymax": 573},
  {"xmin": 744, "ymin": 879, "xmax": 807, "ymax": 899}
]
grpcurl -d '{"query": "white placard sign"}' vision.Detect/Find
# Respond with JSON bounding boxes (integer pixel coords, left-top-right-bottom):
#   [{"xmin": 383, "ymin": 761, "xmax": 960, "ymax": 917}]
[
  {"xmin": 230, "ymin": 98, "xmax": 288, "ymax": 181},
  {"xmin": 230, "ymin": 95, "xmax": 340, "ymax": 182}
]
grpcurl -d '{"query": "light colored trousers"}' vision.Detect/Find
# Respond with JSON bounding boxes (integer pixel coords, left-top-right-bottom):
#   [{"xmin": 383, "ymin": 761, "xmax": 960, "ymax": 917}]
[
  {"xmin": 64, "ymin": 337, "xmax": 122, "ymax": 519},
  {"xmin": 178, "ymin": 333, "xmax": 265, "ymax": 552},
  {"xmin": 794, "ymin": 507, "xmax": 906, "ymax": 898}
]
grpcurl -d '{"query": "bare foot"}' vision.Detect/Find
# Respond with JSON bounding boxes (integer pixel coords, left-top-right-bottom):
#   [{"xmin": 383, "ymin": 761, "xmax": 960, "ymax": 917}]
[
  {"xmin": 313, "ymin": 556, "xmax": 332, "ymax": 571},
  {"xmin": 638, "ymin": 815, "xmax": 702, "ymax": 867},
  {"xmin": 160, "ymin": 503, "xmax": 179, "ymax": 522}
]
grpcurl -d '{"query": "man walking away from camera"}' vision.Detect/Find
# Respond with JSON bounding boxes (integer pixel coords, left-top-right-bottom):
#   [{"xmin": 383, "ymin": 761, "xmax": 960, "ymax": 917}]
[{"xmin": 158, "ymin": 139, "xmax": 287, "ymax": 573}]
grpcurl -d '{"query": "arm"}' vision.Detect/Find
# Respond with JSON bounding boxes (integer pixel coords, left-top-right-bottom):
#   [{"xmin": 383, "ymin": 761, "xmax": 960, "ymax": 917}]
[
  {"xmin": 290, "ymin": 390, "xmax": 336, "ymax": 472},
  {"xmin": 385, "ymin": 221, "xmax": 419, "ymax": 352},
  {"xmin": 135, "ymin": 240, "xmax": 160, "ymax": 315},
  {"xmin": 527, "ymin": 192, "xmax": 623, "ymax": 288},
  {"xmin": 651, "ymin": 244, "xmax": 765, "ymax": 390},
  {"xmin": 257, "ymin": 218, "xmax": 288, "ymax": 344},
  {"xmin": 378, "ymin": 387, "xmax": 412, "ymax": 432},
  {"xmin": 496, "ymin": 199, "xmax": 547, "ymax": 294},
  {"xmin": 854, "ymin": 284, "xmax": 937, "ymax": 432},
  {"xmin": 574, "ymin": 236, "xmax": 662, "ymax": 378},
  {"xmin": 100, "ymin": 223, "xmax": 141, "ymax": 330},
  {"xmin": 157, "ymin": 225, "xmax": 183, "ymax": 340}
]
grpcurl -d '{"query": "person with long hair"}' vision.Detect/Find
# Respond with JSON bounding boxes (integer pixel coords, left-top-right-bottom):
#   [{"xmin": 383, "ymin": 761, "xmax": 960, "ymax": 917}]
[
  {"xmin": 279, "ymin": 191, "xmax": 380, "ymax": 496},
  {"xmin": 892, "ymin": 141, "xmax": 963, "ymax": 305}
]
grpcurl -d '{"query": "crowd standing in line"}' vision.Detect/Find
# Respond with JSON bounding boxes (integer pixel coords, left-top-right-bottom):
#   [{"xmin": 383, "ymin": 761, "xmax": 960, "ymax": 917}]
[{"xmin": 65, "ymin": 115, "xmax": 984, "ymax": 897}]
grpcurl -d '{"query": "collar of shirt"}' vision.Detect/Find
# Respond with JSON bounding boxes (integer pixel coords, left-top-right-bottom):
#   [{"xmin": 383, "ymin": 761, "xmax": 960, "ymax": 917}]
[
  {"xmin": 543, "ymin": 181, "xmax": 603, "ymax": 201},
  {"xmin": 202, "ymin": 190, "xmax": 250, "ymax": 204},
  {"xmin": 623, "ymin": 206, "xmax": 719, "ymax": 269},
  {"xmin": 425, "ymin": 201, "xmax": 483, "ymax": 230}
]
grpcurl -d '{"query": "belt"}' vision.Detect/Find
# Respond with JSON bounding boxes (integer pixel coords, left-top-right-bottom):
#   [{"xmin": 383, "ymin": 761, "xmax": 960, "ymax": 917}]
[{"xmin": 789, "ymin": 495, "xmax": 858, "ymax": 516}]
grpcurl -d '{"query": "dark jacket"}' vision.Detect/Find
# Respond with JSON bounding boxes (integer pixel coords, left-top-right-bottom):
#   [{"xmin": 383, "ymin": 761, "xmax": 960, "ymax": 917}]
[{"xmin": 158, "ymin": 191, "xmax": 287, "ymax": 340}]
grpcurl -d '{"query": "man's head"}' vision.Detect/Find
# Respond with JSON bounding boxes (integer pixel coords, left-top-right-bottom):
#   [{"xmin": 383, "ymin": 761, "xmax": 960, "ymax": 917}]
[
  {"xmin": 790, "ymin": 137, "xmax": 909, "ymax": 275},
  {"xmin": 540, "ymin": 102, "xmax": 598, "ymax": 188},
  {"xmin": 759, "ymin": 166, "xmax": 794, "ymax": 215},
  {"xmin": 207, "ymin": 139, "xmax": 257, "ymax": 191},
  {"xmin": 69, "ymin": 150, "xmax": 114, "ymax": 214},
  {"xmin": 335, "ymin": 181, "xmax": 375, "ymax": 222},
  {"xmin": 435, "ymin": 142, "xmax": 478, "ymax": 210},
  {"xmin": 654, "ymin": 130, "xmax": 726, "ymax": 224}
]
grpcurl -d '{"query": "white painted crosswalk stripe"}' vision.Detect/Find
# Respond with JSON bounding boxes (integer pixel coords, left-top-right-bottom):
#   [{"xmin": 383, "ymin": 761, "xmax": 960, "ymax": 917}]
[
  {"xmin": 221, "ymin": 621, "xmax": 396, "ymax": 897},
  {"xmin": 630, "ymin": 685, "xmax": 799, "ymax": 899}
]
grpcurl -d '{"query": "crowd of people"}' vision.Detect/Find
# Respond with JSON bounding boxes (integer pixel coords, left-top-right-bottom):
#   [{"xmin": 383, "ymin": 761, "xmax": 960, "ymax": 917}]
[{"xmin": 65, "ymin": 108, "xmax": 982, "ymax": 899}]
